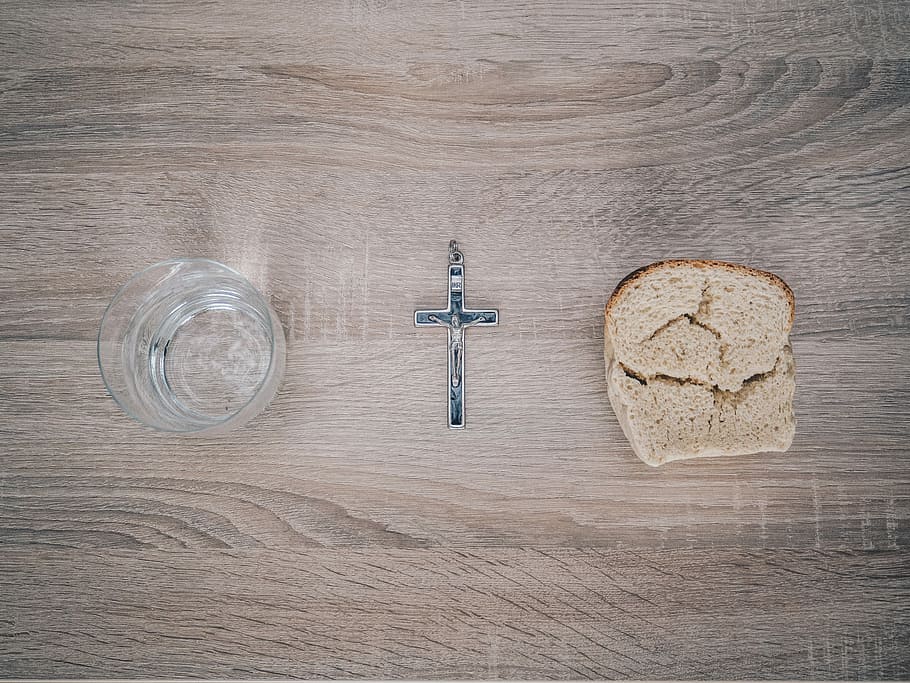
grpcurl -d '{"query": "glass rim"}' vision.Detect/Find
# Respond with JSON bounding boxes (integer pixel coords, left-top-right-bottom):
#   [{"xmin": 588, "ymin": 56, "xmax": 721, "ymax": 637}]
[{"xmin": 97, "ymin": 257, "xmax": 284, "ymax": 434}]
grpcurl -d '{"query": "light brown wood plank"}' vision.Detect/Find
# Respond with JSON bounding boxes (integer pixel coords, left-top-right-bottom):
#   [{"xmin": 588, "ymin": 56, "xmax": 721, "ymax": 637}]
[
  {"xmin": 0, "ymin": 57, "xmax": 907, "ymax": 172},
  {"xmin": 0, "ymin": 170, "xmax": 907, "ymax": 341},
  {"xmin": 1, "ymin": 336, "xmax": 907, "ymax": 551},
  {"xmin": 1, "ymin": 548, "xmax": 907, "ymax": 679},
  {"xmin": 2, "ymin": 0, "xmax": 907, "ymax": 70}
]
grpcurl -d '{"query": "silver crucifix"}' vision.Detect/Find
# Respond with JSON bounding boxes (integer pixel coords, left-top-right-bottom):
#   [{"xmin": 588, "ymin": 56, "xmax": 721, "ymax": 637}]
[{"xmin": 415, "ymin": 240, "xmax": 499, "ymax": 429}]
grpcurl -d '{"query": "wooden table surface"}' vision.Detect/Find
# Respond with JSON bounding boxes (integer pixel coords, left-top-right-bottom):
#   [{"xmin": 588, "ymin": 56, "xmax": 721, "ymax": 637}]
[{"xmin": 1, "ymin": 1, "xmax": 909, "ymax": 679}]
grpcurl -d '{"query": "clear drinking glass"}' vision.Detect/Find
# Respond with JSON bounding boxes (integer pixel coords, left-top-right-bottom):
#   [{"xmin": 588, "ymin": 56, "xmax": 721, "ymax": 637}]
[{"xmin": 98, "ymin": 258, "xmax": 286, "ymax": 434}]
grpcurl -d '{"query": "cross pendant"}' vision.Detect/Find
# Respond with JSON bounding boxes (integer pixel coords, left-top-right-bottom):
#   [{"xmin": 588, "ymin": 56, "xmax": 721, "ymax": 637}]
[{"xmin": 415, "ymin": 241, "xmax": 499, "ymax": 429}]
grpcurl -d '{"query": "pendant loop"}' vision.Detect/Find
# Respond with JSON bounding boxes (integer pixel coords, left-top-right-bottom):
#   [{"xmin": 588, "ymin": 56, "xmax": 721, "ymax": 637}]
[{"xmin": 449, "ymin": 240, "xmax": 464, "ymax": 265}]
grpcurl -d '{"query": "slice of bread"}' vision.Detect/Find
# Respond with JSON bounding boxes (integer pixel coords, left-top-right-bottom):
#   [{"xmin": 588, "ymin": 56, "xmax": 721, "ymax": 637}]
[{"xmin": 604, "ymin": 260, "xmax": 795, "ymax": 466}]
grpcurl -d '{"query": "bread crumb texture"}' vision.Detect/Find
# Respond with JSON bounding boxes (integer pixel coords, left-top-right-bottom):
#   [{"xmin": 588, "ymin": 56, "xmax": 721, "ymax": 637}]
[{"xmin": 605, "ymin": 260, "xmax": 795, "ymax": 466}]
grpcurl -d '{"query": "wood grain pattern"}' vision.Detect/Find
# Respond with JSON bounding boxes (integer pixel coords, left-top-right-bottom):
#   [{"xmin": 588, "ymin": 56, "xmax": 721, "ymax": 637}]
[
  {"xmin": 2, "ymin": 548, "xmax": 909, "ymax": 679},
  {"xmin": 1, "ymin": 0, "xmax": 909, "ymax": 678}
]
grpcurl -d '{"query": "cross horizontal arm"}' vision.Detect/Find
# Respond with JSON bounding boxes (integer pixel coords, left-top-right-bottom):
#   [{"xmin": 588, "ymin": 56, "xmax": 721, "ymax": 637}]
[{"xmin": 415, "ymin": 309, "xmax": 498, "ymax": 328}]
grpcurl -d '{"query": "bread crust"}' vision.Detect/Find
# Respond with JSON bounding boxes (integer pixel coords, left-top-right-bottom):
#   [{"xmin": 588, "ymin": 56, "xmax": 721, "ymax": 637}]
[{"xmin": 604, "ymin": 259, "xmax": 795, "ymax": 327}]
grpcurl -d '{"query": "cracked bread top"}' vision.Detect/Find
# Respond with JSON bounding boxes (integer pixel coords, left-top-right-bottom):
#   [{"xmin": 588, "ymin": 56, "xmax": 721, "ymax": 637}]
[
  {"xmin": 604, "ymin": 260, "xmax": 794, "ymax": 392},
  {"xmin": 606, "ymin": 259, "xmax": 794, "ymax": 323}
]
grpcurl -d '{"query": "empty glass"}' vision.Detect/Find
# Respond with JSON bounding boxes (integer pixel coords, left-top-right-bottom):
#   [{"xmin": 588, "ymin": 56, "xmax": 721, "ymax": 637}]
[{"xmin": 98, "ymin": 258, "xmax": 286, "ymax": 434}]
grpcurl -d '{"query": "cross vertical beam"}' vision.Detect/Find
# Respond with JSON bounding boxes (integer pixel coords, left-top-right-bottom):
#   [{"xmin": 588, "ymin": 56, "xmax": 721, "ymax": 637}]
[{"xmin": 414, "ymin": 241, "xmax": 498, "ymax": 429}]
